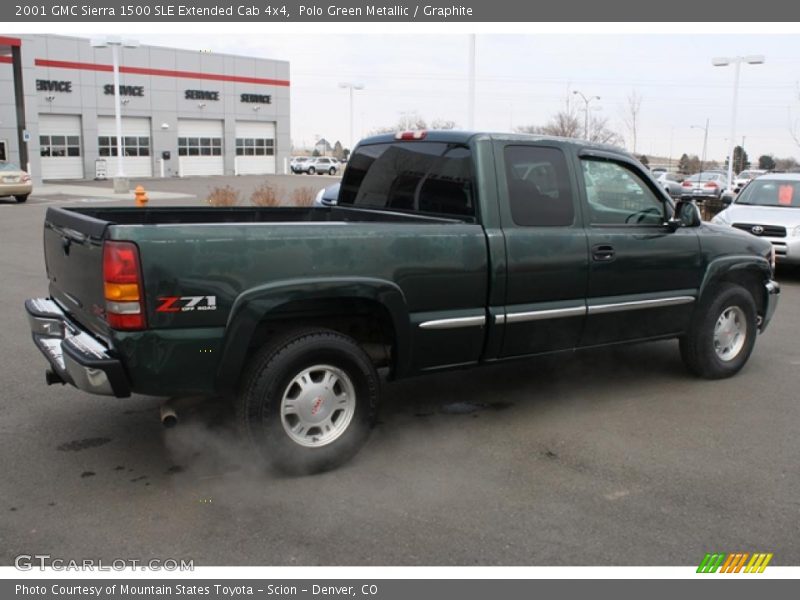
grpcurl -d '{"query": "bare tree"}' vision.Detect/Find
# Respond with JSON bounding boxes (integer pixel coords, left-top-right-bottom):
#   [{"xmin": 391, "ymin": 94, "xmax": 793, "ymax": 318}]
[
  {"xmin": 516, "ymin": 112, "xmax": 620, "ymax": 145},
  {"xmin": 430, "ymin": 118, "xmax": 458, "ymax": 130},
  {"xmin": 622, "ymin": 90, "xmax": 643, "ymax": 153}
]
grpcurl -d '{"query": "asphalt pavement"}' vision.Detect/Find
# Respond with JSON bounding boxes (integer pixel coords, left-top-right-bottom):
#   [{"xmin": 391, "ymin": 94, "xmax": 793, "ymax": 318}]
[{"xmin": 1, "ymin": 178, "xmax": 798, "ymax": 566}]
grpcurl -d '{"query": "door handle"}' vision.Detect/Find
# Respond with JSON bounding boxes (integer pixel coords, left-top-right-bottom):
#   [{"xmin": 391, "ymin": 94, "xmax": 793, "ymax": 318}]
[{"xmin": 592, "ymin": 244, "xmax": 615, "ymax": 261}]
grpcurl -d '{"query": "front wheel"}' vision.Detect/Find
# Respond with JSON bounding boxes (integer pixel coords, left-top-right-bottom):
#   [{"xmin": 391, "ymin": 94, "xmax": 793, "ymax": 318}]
[
  {"xmin": 329, "ymin": 167, "xmax": 336, "ymax": 175},
  {"xmin": 680, "ymin": 283, "xmax": 757, "ymax": 379},
  {"xmin": 307, "ymin": 167, "xmax": 315, "ymax": 175},
  {"xmin": 237, "ymin": 329, "xmax": 379, "ymax": 474}
]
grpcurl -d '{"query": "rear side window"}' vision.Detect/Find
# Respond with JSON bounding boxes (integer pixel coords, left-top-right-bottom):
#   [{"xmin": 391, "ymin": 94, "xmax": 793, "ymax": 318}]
[
  {"xmin": 338, "ymin": 142, "xmax": 476, "ymax": 220},
  {"xmin": 504, "ymin": 145, "xmax": 575, "ymax": 226}
]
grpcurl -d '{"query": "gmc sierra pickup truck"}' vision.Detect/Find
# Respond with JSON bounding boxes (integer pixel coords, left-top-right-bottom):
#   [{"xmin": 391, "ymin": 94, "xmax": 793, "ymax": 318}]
[{"xmin": 26, "ymin": 131, "xmax": 780, "ymax": 473}]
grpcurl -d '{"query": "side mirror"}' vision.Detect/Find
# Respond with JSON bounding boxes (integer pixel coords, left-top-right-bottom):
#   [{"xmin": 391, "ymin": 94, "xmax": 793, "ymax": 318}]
[
  {"xmin": 721, "ymin": 191, "xmax": 735, "ymax": 206},
  {"xmin": 667, "ymin": 199, "xmax": 702, "ymax": 230}
]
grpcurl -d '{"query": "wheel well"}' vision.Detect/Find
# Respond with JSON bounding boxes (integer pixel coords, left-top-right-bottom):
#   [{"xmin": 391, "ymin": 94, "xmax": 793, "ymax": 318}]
[
  {"xmin": 245, "ymin": 297, "xmax": 396, "ymax": 371},
  {"xmin": 717, "ymin": 270, "xmax": 765, "ymax": 316}
]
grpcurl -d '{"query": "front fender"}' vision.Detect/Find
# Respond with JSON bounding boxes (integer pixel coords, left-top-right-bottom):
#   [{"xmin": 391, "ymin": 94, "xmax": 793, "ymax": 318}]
[
  {"xmin": 698, "ymin": 255, "xmax": 772, "ymax": 301},
  {"xmin": 216, "ymin": 277, "xmax": 410, "ymax": 391}
]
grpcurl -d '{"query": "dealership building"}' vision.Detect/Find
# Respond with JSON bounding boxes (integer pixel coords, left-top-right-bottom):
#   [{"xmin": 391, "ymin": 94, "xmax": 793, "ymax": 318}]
[{"xmin": 0, "ymin": 34, "xmax": 290, "ymax": 182}]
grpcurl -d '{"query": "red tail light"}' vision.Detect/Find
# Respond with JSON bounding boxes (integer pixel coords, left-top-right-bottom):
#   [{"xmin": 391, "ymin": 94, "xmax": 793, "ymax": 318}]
[
  {"xmin": 102, "ymin": 241, "xmax": 146, "ymax": 330},
  {"xmin": 704, "ymin": 181, "xmax": 719, "ymax": 188},
  {"xmin": 395, "ymin": 130, "xmax": 427, "ymax": 140},
  {"xmin": 21, "ymin": 173, "xmax": 31, "ymax": 182},
  {"xmin": 682, "ymin": 180, "xmax": 692, "ymax": 187}
]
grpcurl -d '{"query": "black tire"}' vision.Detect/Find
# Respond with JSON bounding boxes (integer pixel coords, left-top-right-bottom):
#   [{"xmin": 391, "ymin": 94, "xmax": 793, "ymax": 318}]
[
  {"xmin": 307, "ymin": 166, "xmax": 315, "ymax": 175},
  {"xmin": 679, "ymin": 283, "xmax": 757, "ymax": 379},
  {"xmin": 237, "ymin": 329, "xmax": 379, "ymax": 475},
  {"xmin": 15, "ymin": 195, "xmax": 28, "ymax": 203},
  {"xmin": 329, "ymin": 167, "xmax": 336, "ymax": 176}
]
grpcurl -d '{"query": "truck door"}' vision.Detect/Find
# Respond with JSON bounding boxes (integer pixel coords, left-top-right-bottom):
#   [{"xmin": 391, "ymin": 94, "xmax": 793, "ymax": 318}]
[
  {"xmin": 496, "ymin": 143, "xmax": 589, "ymax": 357},
  {"xmin": 577, "ymin": 153, "xmax": 701, "ymax": 346}
]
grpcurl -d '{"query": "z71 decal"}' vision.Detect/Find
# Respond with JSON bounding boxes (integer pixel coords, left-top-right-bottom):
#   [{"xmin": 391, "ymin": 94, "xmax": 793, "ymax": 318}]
[{"xmin": 156, "ymin": 296, "xmax": 217, "ymax": 313}]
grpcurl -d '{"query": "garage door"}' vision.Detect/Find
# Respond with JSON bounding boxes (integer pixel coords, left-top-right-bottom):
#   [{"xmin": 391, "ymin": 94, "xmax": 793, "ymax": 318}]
[
  {"xmin": 177, "ymin": 119, "xmax": 224, "ymax": 177},
  {"xmin": 234, "ymin": 121, "xmax": 276, "ymax": 175},
  {"xmin": 97, "ymin": 117, "xmax": 152, "ymax": 178},
  {"xmin": 39, "ymin": 114, "xmax": 83, "ymax": 180}
]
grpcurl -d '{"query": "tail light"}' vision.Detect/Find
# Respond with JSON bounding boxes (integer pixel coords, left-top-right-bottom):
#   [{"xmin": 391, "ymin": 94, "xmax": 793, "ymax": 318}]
[
  {"xmin": 704, "ymin": 181, "xmax": 719, "ymax": 189},
  {"xmin": 21, "ymin": 173, "xmax": 31, "ymax": 182},
  {"xmin": 395, "ymin": 130, "xmax": 427, "ymax": 140},
  {"xmin": 682, "ymin": 181, "xmax": 692, "ymax": 187},
  {"xmin": 102, "ymin": 241, "xmax": 146, "ymax": 330}
]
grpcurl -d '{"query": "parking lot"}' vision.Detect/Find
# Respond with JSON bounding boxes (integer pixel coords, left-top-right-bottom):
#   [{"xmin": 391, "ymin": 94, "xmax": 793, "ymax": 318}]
[{"xmin": 1, "ymin": 177, "xmax": 799, "ymax": 566}]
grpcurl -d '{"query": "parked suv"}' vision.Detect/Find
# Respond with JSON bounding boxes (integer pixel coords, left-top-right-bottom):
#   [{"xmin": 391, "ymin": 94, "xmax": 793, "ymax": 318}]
[
  {"xmin": 297, "ymin": 157, "xmax": 340, "ymax": 175},
  {"xmin": 712, "ymin": 173, "xmax": 800, "ymax": 264}
]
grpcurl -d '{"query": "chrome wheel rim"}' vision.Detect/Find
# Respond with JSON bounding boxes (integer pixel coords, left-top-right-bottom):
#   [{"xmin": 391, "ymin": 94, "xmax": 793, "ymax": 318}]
[
  {"xmin": 713, "ymin": 306, "xmax": 747, "ymax": 362},
  {"xmin": 280, "ymin": 364, "xmax": 356, "ymax": 448}
]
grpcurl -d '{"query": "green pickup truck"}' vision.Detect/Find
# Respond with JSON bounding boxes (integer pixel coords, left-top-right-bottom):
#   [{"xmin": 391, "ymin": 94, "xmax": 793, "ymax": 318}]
[{"xmin": 26, "ymin": 131, "xmax": 780, "ymax": 473}]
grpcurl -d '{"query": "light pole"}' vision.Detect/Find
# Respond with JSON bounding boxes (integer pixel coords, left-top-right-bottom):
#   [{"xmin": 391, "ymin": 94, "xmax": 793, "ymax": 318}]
[
  {"xmin": 91, "ymin": 36, "xmax": 139, "ymax": 193},
  {"xmin": 467, "ymin": 34, "xmax": 476, "ymax": 129},
  {"xmin": 712, "ymin": 55, "xmax": 764, "ymax": 191},
  {"xmin": 338, "ymin": 82, "xmax": 364, "ymax": 155},
  {"xmin": 690, "ymin": 118, "xmax": 710, "ymax": 172},
  {"xmin": 572, "ymin": 90, "xmax": 600, "ymax": 140}
]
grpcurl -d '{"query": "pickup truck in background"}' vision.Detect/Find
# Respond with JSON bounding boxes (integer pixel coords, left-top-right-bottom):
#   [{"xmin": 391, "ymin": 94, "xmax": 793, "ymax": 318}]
[{"xmin": 26, "ymin": 131, "xmax": 780, "ymax": 473}]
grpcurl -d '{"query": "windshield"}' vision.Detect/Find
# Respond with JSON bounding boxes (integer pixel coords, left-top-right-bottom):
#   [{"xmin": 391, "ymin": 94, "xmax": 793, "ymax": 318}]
[
  {"xmin": 736, "ymin": 180, "xmax": 800, "ymax": 208},
  {"xmin": 737, "ymin": 171, "xmax": 759, "ymax": 179},
  {"xmin": 0, "ymin": 162, "xmax": 21, "ymax": 172}
]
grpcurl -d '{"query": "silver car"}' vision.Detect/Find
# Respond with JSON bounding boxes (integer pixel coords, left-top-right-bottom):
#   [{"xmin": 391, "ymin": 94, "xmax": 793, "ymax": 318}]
[
  {"xmin": 298, "ymin": 157, "xmax": 340, "ymax": 176},
  {"xmin": 712, "ymin": 173, "xmax": 800, "ymax": 264},
  {"xmin": 654, "ymin": 172, "xmax": 684, "ymax": 198},
  {"xmin": 680, "ymin": 171, "xmax": 729, "ymax": 200}
]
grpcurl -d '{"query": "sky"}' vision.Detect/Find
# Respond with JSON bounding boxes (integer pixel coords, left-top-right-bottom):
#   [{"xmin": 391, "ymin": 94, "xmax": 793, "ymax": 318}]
[{"xmin": 134, "ymin": 33, "xmax": 800, "ymax": 163}]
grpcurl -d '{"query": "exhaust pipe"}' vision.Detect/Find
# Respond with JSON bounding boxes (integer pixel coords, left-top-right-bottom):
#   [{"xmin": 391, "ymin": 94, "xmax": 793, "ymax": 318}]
[
  {"xmin": 45, "ymin": 369, "xmax": 66, "ymax": 386},
  {"xmin": 160, "ymin": 403, "xmax": 178, "ymax": 428}
]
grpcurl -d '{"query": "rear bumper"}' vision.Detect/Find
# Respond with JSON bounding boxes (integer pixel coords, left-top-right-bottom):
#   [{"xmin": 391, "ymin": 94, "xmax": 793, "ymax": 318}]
[
  {"xmin": 25, "ymin": 298, "xmax": 131, "ymax": 397},
  {"xmin": 760, "ymin": 280, "xmax": 780, "ymax": 333}
]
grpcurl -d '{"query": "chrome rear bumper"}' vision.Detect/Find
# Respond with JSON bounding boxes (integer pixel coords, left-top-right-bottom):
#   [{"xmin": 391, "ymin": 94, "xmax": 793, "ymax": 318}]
[{"xmin": 25, "ymin": 298, "xmax": 131, "ymax": 397}]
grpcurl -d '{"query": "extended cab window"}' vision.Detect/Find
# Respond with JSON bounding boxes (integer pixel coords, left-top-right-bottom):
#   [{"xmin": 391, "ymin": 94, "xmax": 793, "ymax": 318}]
[
  {"xmin": 338, "ymin": 142, "xmax": 475, "ymax": 220},
  {"xmin": 505, "ymin": 145, "xmax": 574, "ymax": 226},
  {"xmin": 582, "ymin": 159, "xmax": 665, "ymax": 226}
]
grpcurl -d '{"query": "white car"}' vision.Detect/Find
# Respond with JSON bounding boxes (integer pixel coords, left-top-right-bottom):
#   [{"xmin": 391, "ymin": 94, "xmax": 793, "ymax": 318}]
[
  {"xmin": 290, "ymin": 157, "xmax": 311, "ymax": 173},
  {"xmin": 712, "ymin": 173, "xmax": 800, "ymax": 264},
  {"xmin": 733, "ymin": 169, "xmax": 766, "ymax": 193}
]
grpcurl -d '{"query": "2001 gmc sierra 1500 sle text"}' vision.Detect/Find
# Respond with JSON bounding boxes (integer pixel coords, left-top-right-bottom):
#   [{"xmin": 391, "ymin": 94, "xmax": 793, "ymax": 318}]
[{"xmin": 26, "ymin": 131, "xmax": 780, "ymax": 473}]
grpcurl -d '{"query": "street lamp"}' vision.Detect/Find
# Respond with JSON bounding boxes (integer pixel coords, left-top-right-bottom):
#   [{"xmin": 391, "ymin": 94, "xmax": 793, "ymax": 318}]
[
  {"xmin": 338, "ymin": 82, "xmax": 364, "ymax": 155},
  {"xmin": 572, "ymin": 90, "xmax": 601, "ymax": 140},
  {"xmin": 690, "ymin": 118, "xmax": 710, "ymax": 172},
  {"xmin": 712, "ymin": 55, "xmax": 764, "ymax": 191},
  {"xmin": 91, "ymin": 36, "xmax": 139, "ymax": 193}
]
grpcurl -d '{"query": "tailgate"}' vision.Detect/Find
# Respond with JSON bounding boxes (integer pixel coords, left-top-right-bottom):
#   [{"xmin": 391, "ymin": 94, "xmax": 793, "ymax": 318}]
[{"xmin": 43, "ymin": 207, "xmax": 111, "ymax": 340}]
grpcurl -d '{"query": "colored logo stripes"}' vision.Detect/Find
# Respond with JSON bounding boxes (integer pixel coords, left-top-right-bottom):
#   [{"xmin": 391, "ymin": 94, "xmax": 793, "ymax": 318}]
[{"xmin": 697, "ymin": 552, "xmax": 773, "ymax": 573}]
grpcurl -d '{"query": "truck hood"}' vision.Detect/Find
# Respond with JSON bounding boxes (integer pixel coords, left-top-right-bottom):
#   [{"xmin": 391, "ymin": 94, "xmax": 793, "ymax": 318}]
[{"xmin": 715, "ymin": 204, "xmax": 800, "ymax": 228}]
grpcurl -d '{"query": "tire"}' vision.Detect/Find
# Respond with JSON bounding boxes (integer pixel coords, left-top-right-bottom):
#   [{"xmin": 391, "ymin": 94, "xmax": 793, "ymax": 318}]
[
  {"xmin": 307, "ymin": 167, "xmax": 315, "ymax": 175},
  {"xmin": 237, "ymin": 329, "xmax": 379, "ymax": 474},
  {"xmin": 15, "ymin": 195, "xmax": 28, "ymax": 203},
  {"xmin": 329, "ymin": 167, "xmax": 336, "ymax": 176},
  {"xmin": 679, "ymin": 283, "xmax": 757, "ymax": 379}
]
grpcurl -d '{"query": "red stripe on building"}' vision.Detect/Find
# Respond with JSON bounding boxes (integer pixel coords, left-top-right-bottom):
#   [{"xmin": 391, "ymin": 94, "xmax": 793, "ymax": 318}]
[
  {"xmin": 34, "ymin": 58, "xmax": 290, "ymax": 87},
  {"xmin": 0, "ymin": 36, "xmax": 22, "ymax": 47},
  {"xmin": 0, "ymin": 56, "xmax": 12, "ymax": 64}
]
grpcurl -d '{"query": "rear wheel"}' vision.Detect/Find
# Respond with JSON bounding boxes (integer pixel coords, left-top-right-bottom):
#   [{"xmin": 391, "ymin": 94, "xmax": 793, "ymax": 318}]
[
  {"xmin": 237, "ymin": 329, "xmax": 379, "ymax": 474},
  {"xmin": 680, "ymin": 283, "xmax": 757, "ymax": 379},
  {"xmin": 15, "ymin": 195, "xmax": 28, "ymax": 203},
  {"xmin": 329, "ymin": 167, "xmax": 336, "ymax": 175}
]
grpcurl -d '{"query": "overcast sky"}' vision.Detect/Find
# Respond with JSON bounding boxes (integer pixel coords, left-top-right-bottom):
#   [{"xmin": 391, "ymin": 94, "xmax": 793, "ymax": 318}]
[{"xmin": 136, "ymin": 33, "xmax": 800, "ymax": 163}]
